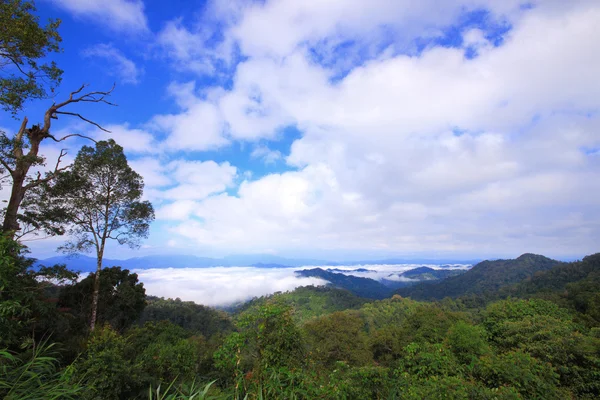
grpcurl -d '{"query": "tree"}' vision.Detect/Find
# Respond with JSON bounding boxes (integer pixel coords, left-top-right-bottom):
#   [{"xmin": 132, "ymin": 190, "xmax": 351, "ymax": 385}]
[
  {"xmin": 0, "ymin": 233, "xmax": 77, "ymax": 349},
  {"xmin": 1, "ymin": 0, "xmax": 62, "ymax": 115},
  {"xmin": 41, "ymin": 139, "xmax": 154, "ymax": 330},
  {"xmin": 59, "ymin": 266, "xmax": 146, "ymax": 333},
  {"xmin": 0, "ymin": 84, "xmax": 115, "ymax": 238}
]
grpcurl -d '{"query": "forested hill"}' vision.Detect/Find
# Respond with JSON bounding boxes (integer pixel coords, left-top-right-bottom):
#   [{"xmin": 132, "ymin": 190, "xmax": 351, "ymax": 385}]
[
  {"xmin": 395, "ymin": 253, "xmax": 560, "ymax": 300},
  {"xmin": 296, "ymin": 268, "xmax": 393, "ymax": 299}
]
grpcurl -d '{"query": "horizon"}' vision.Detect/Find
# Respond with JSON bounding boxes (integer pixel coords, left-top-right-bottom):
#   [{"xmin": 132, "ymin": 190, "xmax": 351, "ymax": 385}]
[{"xmin": 36, "ymin": 250, "xmax": 585, "ymax": 265}]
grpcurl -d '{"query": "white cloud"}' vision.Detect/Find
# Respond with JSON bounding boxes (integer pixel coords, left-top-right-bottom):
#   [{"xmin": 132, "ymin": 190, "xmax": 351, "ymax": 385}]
[
  {"xmin": 153, "ymin": 160, "xmax": 237, "ymax": 220},
  {"xmin": 161, "ymin": 160, "xmax": 237, "ymax": 201},
  {"xmin": 251, "ymin": 145, "xmax": 282, "ymax": 164},
  {"xmin": 51, "ymin": 0, "xmax": 148, "ymax": 33},
  {"xmin": 152, "ymin": 101, "xmax": 228, "ymax": 151},
  {"xmin": 94, "ymin": 124, "xmax": 158, "ymax": 153},
  {"xmin": 83, "ymin": 44, "xmax": 142, "ymax": 84},
  {"xmin": 136, "ymin": 266, "xmax": 329, "ymax": 306},
  {"xmin": 153, "ymin": 0, "xmax": 600, "ymax": 258}
]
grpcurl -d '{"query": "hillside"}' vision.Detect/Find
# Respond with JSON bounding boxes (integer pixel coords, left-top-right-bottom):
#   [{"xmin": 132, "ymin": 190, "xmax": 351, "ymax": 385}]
[
  {"xmin": 296, "ymin": 268, "xmax": 392, "ymax": 299},
  {"xmin": 231, "ymin": 285, "xmax": 369, "ymax": 323},
  {"xmin": 396, "ymin": 253, "xmax": 560, "ymax": 300},
  {"xmin": 399, "ymin": 266, "xmax": 465, "ymax": 280}
]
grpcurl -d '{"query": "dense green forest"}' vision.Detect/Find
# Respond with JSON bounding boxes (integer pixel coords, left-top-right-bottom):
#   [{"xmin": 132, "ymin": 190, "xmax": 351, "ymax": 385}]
[{"xmin": 1, "ymin": 232, "xmax": 599, "ymax": 399}]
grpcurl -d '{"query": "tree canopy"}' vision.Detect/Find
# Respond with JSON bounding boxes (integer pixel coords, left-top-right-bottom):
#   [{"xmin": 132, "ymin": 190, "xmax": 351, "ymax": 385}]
[{"xmin": 0, "ymin": 0, "xmax": 62, "ymax": 115}]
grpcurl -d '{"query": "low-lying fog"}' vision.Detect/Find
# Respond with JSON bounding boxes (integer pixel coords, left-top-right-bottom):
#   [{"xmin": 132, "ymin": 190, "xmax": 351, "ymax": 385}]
[{"xmin": 134, "ymin": 264, "xmax": 470, "ymax": 307}]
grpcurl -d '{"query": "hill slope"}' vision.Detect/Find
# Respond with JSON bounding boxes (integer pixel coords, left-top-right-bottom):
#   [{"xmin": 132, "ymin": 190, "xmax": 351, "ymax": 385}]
[
  {"xmin": 296, "ymin": 268, "xmax": 392, "ymax": 299},
  {"xmin": 396, "ymin": 253, "xmax": 560, "ymax": 300}
]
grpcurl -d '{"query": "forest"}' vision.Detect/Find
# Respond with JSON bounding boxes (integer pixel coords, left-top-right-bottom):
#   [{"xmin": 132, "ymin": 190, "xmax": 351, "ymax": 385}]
[{"xmin": 2, "ymin": 233, "xmax": 600, "ymax": 399}]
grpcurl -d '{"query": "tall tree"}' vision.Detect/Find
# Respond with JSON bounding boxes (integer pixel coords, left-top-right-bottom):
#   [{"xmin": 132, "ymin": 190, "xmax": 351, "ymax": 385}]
[
  {"xmin": 41, "ymin": 139, "xmax": 154, "ymax": 330},
  {"xmin": 1, "ymin": 0, "xmax": 62, "ymax": 115},
  {"xmin": 0, "ymin": 84, "xmax": 115, "ymax": 238}
]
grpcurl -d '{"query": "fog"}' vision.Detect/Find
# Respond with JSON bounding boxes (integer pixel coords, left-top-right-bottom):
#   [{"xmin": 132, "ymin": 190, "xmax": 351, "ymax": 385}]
[{"xmin": 134, "ymin": 263, "xmax": 470, "ymax": 307}]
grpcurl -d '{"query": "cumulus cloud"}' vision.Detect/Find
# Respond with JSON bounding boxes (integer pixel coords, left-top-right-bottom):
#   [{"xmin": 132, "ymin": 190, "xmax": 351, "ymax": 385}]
[
  {"xmin": 25, "ymin": 0, "xmax": 600, "ymax": 260},
  {"xmin": 94, "ymin": 124, "xmax": 158, "ymax": 153},
  {"xmin": 135, "ymin": 266, "xmax": 329, "ymax": 306},
  {"xmin": 152, "ymin": 0, "xmax": 600, "ymax": 258},
  {"xmin": 83, "ymin": 44, "xmax": 142, "ymax": 84},
  {"xmin": 51, "ymin": 0, "xmax": 148, "ymax": 33}
]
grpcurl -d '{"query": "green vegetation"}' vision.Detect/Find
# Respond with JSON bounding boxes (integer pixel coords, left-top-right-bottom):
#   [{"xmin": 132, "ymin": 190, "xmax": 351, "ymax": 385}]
[
  {"xmin": 231, "ymin": 285, "xmax": 368, "ymax": 323},
  {"xmin": 2, "ymin": 230, "xmax": 599, "ymax": 398},
  {"xmin": 396, "ymin": 253, "xmax": 560, "ymax": 300},
  {"xmin": 0, "ymin": 0, "xmax": 62, "ymax": 115}
]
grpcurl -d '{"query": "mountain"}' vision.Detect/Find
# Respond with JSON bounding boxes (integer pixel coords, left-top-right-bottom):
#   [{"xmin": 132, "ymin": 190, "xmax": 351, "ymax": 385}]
[
  {"xmin": 35, "ymin": 254, "xmax": 476, "ymax": 272},
  {"xmin": 499, "ymin": 253, "xmax": 600, "ymax": 301},
  {"xmin": 395, "ymin": 253, "xmax": 561, "ymax": 300},
  {"xmin": 329, "ymin": 268, "xmax": 375, "ymax": 273},
  {"xmin": 295, "ymin": 268, "xmax": 392, "ymax": 299},
  {"xmin": 400, "ymin": 266, "xmax": 466, "ymax": 280}
]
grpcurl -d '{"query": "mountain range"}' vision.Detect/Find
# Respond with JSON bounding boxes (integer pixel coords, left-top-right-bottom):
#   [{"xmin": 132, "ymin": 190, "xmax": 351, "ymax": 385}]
[{"xmin": 35, "ymin": 254, "xmax": 480, "ymax": 273}]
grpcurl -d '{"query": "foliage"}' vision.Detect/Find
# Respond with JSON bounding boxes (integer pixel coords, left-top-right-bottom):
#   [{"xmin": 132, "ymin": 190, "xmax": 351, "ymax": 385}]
[
  {"xmin": 397, "ymin": 253, "xmax": 560, "ymax": 300},
  {"xmin": 304, "ymin": 310, "xmax": 372, "ymax": 369},
  {"xmin": 41, "ymin": 139, "xmax": 155, "ymax": 256},
  {"xmin": 0, "ymin": 342, "xmax": 81, "ymax": 399},
  {"xmin": 0, "ymin": 233, "xmax": 77, "ymax": 348},
  {"xmin": 59, "ymin": 266, "xmax": 146, "ymax": 334},
  {"xmin": 70, "ymin": 325, "xmax": 143, "ymax": 400},
  {"xmin": 141, "ymin": 297, "xmax": 234, "ymax": 338},
  {"xmin": 148, "ymin": 380, "xmax": 224, "ymax": 400},
  {"xmin": 0, "ymin": 0, "xmax": 62, "ymax": 115},
  {"xmin": 233, "ymin": 285, "xmax": 368, "ymax": 324}
]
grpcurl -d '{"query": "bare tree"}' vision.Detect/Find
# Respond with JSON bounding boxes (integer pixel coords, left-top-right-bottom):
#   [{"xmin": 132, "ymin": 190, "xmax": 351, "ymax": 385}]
[{"xmin": 0, "ymin": 84, "xmax": 115, "ymax": 238}]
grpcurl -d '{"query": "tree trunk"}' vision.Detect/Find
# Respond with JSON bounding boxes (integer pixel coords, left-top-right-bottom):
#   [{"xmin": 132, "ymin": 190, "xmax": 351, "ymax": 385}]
[
  {"xmin": 89, "ymin": 249, "xmax": 103, "ymax": 331},
  {"xmin": 2, "ymin": 172, "xmax": 26, "ymax": 237}
]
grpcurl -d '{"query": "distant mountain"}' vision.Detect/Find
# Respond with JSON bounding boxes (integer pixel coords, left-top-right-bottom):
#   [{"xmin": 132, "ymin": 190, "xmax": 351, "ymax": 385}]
[
  {"xmin": 328, "ymin": 268, "xmax": 375, "ymax": 273},
  {"xmin": 251, "ymin": 263, "xmax": 292, "ymax": 268},
  {"xmin": 395, "ymin": 253, "xmax": 560, "ymax": 300},
  {"xmin": 499, "ymin": 253, "xmax": 600, "ymax": 299},
  {"xmin": 35, "ymin": 254, "xmax": 476, "ymax": 272},
  {"xmin": 400, "ymin": 266, "xmax": 466, "ymax": 280},
  {"xmin": 295, "ymin": 268, "xmax": 392, "ymax": 299}
]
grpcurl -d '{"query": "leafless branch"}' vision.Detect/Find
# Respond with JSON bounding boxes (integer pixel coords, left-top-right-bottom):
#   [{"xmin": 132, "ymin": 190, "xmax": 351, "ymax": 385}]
[
  {"xmin": 52, "ymin": 111, "xmax": 111, "ymax": 133},
  {"xmin": 0, "ymin": 157, "xmax": 14, "ymax": 175},
  {"xmin": 42, "ymin": 84, "xmax": 117, "ymax": 133},
  {"xmin": 47, "ymin": 132, "xmax": 98, "ymax": 144},
  {"xmin": 24, "ymin": 149, "xmax": 70, "ymax": 190}
]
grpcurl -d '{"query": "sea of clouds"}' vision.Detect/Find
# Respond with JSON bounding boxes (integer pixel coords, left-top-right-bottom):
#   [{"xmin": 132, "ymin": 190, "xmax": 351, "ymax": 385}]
[{"xmin": 134, "ymin": 264, "xmax": 471, "ymax": 307}]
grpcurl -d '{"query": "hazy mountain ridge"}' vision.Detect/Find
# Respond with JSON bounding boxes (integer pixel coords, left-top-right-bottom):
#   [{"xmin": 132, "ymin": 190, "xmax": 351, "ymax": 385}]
[
  {"xmin": 35, "ymin": 254, "xmax": 479, "ymax": 272},
  {"xmin": 295, "ymin": 268, "xmax": 393, "ymax": 299}
]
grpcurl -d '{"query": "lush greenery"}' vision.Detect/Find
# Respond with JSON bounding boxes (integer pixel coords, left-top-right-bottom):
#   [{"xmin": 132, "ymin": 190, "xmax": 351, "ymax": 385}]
[
  {"xmin": 0, "ymin": 0, "xmax": 62, "ymax": 115},
  {"xmin": 396, "ymin": 253, "xmax": 560, "ymax": 300},
  {"xmin": 2, "ymin": 231, "xmax": 599, "ymax": 398}
]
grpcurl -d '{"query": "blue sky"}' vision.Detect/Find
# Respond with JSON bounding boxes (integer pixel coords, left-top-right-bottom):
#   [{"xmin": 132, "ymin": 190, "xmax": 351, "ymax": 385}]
[{"xmin": 1, "ymin": 0, "xmax": 599, "ymax": 260}]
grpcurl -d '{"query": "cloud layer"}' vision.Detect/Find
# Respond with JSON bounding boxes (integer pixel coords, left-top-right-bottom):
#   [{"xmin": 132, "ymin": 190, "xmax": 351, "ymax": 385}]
[
  {"xmin": 136, "ymin": 266, "xmax": 329, "ymax": 307},
  {"xmin": 134, "ymin": 264, "xmax": 470, "ymax": 307}
]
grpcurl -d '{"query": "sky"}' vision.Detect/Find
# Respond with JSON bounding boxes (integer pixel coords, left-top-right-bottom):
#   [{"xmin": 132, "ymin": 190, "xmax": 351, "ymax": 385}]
[{"xmin": 1, "ymin": 0, "xmax": 599, "ymax": 261}]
